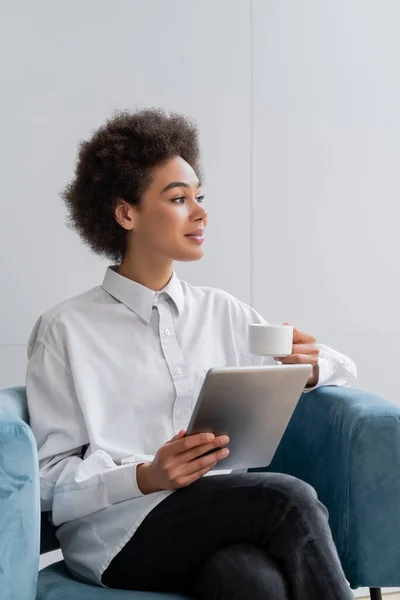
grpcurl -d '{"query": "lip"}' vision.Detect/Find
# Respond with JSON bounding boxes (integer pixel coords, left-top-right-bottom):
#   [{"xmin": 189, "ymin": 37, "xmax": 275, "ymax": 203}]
[
  {"xmin": 185, "ymin": 229, "xmax": 205, "ymax": 244},
  {"xmin": 185, "ymin": 229, "xmax": 204, "ymax": 236}
]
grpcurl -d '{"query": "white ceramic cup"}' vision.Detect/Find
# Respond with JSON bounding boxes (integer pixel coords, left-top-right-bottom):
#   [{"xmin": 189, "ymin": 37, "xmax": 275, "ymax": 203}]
[{"xmin": 249, "ymin": 324, "xmax": 294, "ymax": 357}]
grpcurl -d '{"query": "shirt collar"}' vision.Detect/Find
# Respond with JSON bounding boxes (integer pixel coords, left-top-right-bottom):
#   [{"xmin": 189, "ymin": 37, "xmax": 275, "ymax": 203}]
[{"xmin": 101, "ymin": 266, "xmax": 184, "ymax": 323}]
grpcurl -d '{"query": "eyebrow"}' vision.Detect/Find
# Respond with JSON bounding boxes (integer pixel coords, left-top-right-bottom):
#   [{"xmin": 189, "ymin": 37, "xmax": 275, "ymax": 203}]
[{"xmin": 161, "ymin": 181, "xmax": 201, "ymax": 193}]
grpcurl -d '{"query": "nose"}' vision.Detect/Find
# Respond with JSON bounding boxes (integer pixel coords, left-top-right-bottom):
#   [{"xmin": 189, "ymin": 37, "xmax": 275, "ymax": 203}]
[{"xmin": 191, "ymin": 200, "xmax": 207, "ymax": 223}]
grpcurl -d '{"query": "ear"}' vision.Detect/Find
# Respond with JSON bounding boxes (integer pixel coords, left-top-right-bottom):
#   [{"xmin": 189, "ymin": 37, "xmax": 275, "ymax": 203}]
[{"xmin": 114, "ymin": 198, "xmax": 136, "ymax": 231}]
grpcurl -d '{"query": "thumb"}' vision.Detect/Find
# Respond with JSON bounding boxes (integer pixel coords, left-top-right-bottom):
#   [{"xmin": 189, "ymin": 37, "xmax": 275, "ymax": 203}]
[
  {"xmin": 169, "ymin": 429, "xmax": 186, "ymax": 442},
  {"xmin": 283, "ymin": 322, "xmax": 291, "ymax": 326}
]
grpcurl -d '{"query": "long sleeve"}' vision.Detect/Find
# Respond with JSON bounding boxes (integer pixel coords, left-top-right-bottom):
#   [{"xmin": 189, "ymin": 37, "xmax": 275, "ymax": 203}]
[
  {"xmin": 262, "ymin": 342, "xmax": 357, "ymax": 391},
  {"xmin": 304, "ymin": 343, "xmax": 357, "ymax": 391},
  {"xmin": 236, "ymin": 300, "xmax": 357, "ymax": 390},
  {"xmin": 26, "ymin": 342, "xmax": 147, "ymax": 526}
]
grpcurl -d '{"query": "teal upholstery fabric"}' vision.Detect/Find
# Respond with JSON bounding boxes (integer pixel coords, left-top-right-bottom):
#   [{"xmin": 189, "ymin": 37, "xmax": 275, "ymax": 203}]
[
  {"xmin": 0, "ymin": 385, "xmax": 30, "ymax": 422},
  {"xmin": 37, "ymin": 561, "xmax": 192, "ymax": 599},
  {"xmin": 1, "ymin": 385, "xmax": 400, "ymax": 598},
  {"xmin": 0, "ymin": 387, "xmax": 40, "ymax": 600},
  {"xmin": 251, "ymin": 386, "xmax": 400, "ymax": 588}
]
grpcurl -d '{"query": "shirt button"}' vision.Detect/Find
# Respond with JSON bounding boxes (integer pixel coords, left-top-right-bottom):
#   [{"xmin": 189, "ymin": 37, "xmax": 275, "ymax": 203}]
[
  {"xmin": 176, "ymin": 367, "xmax": 183, "ymax": 375},
  {"xmin": 164, "ymin": 328, "xmax": 171, "ymax": 336}
]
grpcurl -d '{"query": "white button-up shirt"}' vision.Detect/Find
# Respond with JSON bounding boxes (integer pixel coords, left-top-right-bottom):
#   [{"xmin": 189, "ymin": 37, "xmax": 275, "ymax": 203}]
[{"xmin": 26, "ymin": 267, "xmax": 357, "ymax": 585}]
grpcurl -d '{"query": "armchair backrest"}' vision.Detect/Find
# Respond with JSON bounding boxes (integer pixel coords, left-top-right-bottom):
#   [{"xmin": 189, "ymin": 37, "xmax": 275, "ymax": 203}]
[
  {"xmin": 0, "ymin": 386, "xmax": 60, "ymax": 554},
  {"xmin": 0, "ymin": 385, "xmax": 29, "ymax": 422}
]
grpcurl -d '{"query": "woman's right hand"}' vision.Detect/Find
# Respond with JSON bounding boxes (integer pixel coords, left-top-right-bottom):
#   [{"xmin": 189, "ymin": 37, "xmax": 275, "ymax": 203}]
[{"xmin": 136, "ymin": 430, "xmax": 230, "ymax": 495}]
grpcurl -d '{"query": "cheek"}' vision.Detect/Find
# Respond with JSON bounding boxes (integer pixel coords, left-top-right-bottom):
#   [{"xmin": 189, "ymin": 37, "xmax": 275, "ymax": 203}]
[
  {"xmin": 163, "ymin": 206, "xmax": 187, "ymax": 229},
  {"xmin": 149, "ymin": 208, "xmax": 185, "ymax": 241}
]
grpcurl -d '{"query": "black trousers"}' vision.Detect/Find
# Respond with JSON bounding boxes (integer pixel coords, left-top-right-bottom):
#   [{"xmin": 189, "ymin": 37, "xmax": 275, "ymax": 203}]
[{"xmin": 102, "ymin": 473, "xmax": 354, "ymax": 600}]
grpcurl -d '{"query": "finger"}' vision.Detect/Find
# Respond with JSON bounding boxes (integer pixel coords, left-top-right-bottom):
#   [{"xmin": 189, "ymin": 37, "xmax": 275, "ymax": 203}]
[
  {"xmin": 178, "ymin": 462, "xmax": 220, "ymax": 487},
  {"xmin": 274, "ymin": 346, "xmax": 319, "ymax": 362},
  {"xmin": 170, "ymin": 432, "xmax": 216, "ymax": 454},
  {"xmin": 291, "ymin": 344, "xmax": 319, "ymax": 355},
  {"xmin": 283, "ymin": 322, "xmax": 315, "ymax": 344},
  {"xmin": 168, "ymin": 429, "xmax": 186, "ymax": 443},
  {"xmin": 178, "ymin": 435, "xmax": 230, "ymax": 464},
  {"xmin": 292, "ymin": 329, "xmax": 316, "ymax": 344},
  {"xmin": 279, "ymin": 353, "xmax": 319, "ymax": 366},
  {"xmin": 179, "ymin": 447, "xmax": 230, "ymax": 477}
]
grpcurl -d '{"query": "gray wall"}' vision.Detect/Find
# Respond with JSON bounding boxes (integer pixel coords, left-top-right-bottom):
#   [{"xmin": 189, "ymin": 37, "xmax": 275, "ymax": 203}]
[
  {"xmin": 2, "ymin": 0, "xmax": 399, "ymax": 402},
  {"xmin": 1, "ymin": 1, "xmax": 399, "ymax": 590},
  {"xmin": 252, "ymin": 0, "xmax": 400, "ymax": 405}
]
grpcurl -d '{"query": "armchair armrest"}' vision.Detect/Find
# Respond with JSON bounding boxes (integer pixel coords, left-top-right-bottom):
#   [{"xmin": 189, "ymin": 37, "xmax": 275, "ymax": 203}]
[
  {"xmin": 0, "ymin": 387, "xmax": 40, "ymax": 600},
  {"xmin": 252, "ymin": 386, "xmax": 400, "ymax": 588}
]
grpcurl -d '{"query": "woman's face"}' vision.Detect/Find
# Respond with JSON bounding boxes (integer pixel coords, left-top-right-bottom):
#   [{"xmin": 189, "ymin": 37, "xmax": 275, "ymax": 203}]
[{"xmin": 119, "ymin": 156, "xmax": 207, "ymax": 263}]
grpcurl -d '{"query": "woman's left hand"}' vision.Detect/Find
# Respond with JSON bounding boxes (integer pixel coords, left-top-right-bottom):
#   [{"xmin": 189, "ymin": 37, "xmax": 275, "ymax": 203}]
[{"xmin": 276, "ymin": 323, "xmax": 320, "ymax": 387}]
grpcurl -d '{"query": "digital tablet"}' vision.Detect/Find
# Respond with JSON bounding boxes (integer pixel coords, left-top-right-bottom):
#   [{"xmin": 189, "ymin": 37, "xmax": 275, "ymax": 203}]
[{"xmin": 185, "ymin": 364, "xmax": 312, "ymax": 470}]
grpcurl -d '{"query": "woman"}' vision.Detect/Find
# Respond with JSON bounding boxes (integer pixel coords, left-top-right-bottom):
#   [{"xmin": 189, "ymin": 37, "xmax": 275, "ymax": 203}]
[{"xmin": 27, "ymin": 109, "xmax": 357, "ymax": 599}]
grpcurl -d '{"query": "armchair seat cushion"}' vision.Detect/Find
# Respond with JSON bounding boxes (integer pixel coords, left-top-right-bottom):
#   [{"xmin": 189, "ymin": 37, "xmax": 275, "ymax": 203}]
[{"xmin": 37, "ymin": 561, "xmax": 192, "ymax": 600}]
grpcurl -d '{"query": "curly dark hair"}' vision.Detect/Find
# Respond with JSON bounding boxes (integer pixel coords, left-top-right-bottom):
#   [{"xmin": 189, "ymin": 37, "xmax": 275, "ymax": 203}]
[{"xmin": 61, "ymin": 108, "xmax": 201, "ymax": 262}]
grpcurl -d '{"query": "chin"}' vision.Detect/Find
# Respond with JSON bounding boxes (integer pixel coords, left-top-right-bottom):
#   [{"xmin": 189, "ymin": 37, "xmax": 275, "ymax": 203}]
[{"xmin": 175, "ymin": 249, "xmax": 204, "ymax": 263}]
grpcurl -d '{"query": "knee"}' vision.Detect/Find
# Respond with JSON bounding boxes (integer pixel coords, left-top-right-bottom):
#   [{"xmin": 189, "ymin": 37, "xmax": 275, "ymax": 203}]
[
  {"xmin": 197, "ymin": 544, "xmax": 289, "ymax": 597},
  {"xmin": 198, "ymin": 545, "xmax": 257, "ymax": 584},
  {"xmin": 265, "ymin": 473, "xmax": 322, "ymax": 513},
  {"xmin": 210, "ymin": 543, "xmax": 284, "ymax": 575},
  {"xmin": 202, "ymin": 545, "xmax": 236, "ymax": 576}
]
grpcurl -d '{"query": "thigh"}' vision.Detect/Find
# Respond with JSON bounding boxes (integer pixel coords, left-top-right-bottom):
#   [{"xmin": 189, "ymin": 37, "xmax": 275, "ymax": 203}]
[
  {"xmin": 189, "ymin": 543, "xmax": 291, "ymax": 600},
  {"xmin": 102, "ymin": 472, "xmax": 316, "ymax": 592}
]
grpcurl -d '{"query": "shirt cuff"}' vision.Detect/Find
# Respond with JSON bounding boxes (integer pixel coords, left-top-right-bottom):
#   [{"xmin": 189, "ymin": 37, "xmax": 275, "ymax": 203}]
[
  {"xmin": 303, "ymin": 355, "xmax": 334, "ymax": 392},
  {"xmin": 105, "ymin": 463, "xmax": 145, "ymax": 504},
  {"xmin": 303, "ymin": 343, "xmax": 357, "ymax": 393}
]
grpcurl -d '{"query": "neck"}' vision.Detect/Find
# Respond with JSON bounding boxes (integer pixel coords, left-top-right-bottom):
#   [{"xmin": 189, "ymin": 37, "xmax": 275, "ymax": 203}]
[{"xmin": 119, "ymin": 252, "xmax": 174, "ymax": 292}]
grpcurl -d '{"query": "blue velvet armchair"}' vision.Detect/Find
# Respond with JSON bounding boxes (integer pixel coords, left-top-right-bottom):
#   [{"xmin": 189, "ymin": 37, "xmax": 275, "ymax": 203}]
[{"xmin": 1, "ymin": 385, "xmax": 399, "ymax": 600}]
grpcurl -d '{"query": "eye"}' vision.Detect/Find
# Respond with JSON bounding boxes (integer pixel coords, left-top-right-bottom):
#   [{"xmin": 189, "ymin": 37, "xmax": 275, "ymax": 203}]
[
  {"xmin": 196, "ymin": 195, "xmax": 205, "ymax": 204},
  {"xmin": 171, "ymin": 196, "xmax": 186, "ymax": 204}
]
